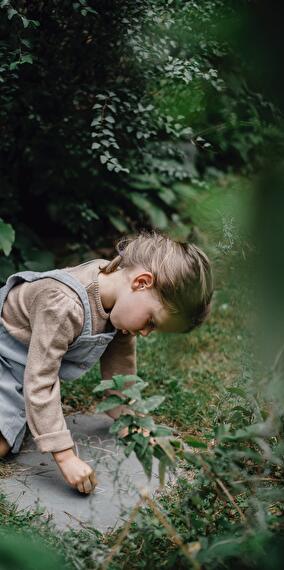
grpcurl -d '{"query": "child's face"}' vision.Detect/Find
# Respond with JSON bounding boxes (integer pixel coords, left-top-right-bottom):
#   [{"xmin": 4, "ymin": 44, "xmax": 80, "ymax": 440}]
[{"xmin": 109, "ymin": 266, "xmax": 185, "ymax": 336}]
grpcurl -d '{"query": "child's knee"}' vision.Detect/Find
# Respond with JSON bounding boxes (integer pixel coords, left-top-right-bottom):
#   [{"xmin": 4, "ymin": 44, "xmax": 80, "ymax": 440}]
[{"xmin": 0, "ymin": 433, "xmax": 11, "ymax": 457}]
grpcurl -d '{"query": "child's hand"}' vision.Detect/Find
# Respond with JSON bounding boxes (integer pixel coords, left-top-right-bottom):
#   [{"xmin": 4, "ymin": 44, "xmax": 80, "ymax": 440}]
[{"xmin": 52, "ymin": 448, "xmax": 97, "ymax": 494}]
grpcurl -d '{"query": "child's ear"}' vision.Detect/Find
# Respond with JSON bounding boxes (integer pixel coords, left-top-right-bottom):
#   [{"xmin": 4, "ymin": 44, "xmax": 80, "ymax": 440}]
[{"xmin": 132, "ymin": 272, "xmax": 154, "ymax": 290}]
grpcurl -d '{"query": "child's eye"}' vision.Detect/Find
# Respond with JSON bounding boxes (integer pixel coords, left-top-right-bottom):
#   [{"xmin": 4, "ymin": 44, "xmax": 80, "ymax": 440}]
[{"xmin": 148, "ymin": 319, "xmax": 156, "ymax": 330}]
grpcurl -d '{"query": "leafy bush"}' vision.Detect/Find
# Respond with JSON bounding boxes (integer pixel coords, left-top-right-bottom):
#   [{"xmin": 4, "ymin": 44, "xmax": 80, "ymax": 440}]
[
  {"xmin": 94, "ymin": 374, "xmax": 177, "ymax": 484},
  {"xmin": 97, "ymin": 365, "xmax": 284, "ymax": 570},
  {"xmin": 0, "ymin": 0, "xmax": 276, "ymax": 278}
]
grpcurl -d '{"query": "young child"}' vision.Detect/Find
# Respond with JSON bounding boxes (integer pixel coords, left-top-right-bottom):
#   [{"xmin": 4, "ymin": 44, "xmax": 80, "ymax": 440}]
[{"xmin": 0, "ymin": 230, "xmax": 213, "ymax": 494}]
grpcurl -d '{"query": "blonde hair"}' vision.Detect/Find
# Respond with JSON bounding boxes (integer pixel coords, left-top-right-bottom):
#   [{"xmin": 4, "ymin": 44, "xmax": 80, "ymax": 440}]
[{"xmin": 99, "ymin": 230, "xmax": 213, "ymax": 333}]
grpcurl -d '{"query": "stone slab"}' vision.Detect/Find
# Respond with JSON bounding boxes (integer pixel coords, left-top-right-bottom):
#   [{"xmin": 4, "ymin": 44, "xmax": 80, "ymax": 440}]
[{"xmin": 0, "ymin": 413, "xmax": 173, "ymax": 532}]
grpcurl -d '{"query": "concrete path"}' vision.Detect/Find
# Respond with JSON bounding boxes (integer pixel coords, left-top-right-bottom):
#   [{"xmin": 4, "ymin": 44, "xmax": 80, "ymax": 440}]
[{"xmin": 0, "ymin": 413, "xmax": 172, "ymax": 532}]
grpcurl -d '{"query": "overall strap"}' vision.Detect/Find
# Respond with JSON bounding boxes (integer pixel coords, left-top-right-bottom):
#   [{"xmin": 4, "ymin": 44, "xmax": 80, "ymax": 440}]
[{"xmin": 0, "ymin": 269, "xmax": 92, "ymax": 336}]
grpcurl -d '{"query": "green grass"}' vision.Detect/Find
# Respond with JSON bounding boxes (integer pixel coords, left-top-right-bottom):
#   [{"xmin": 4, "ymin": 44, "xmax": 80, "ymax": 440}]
[{"xmin": 137, "ymin": 293, "xmax": 245, "ymax": 433}]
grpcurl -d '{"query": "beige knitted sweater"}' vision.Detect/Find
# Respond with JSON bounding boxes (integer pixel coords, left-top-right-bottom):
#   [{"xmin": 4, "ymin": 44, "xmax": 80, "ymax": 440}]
[{"xmin": 1, "ymin": 259, "xmax": 136, "ymax": 453}]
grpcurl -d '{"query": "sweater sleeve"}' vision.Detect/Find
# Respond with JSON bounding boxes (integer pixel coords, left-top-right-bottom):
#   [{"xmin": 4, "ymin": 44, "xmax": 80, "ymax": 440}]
[
  {"xmin": 100, "ymin": 329, "xmax": 137, "ymax": 380},
  {"xmin": 23, "ymin": 287, "xmax": 84, "ymax": 453}
]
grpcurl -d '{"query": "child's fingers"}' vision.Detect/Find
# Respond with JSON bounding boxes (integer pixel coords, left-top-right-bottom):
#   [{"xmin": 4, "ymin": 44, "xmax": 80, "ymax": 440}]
[
  {"xmin": 83, "ymin": 477, "xmax": 93, "ymax": 494},
  {"xmin": 90, "ymin": 470, "xmax": 97, "ymax": 488},
  {"xmin": 77, "ymin": 472, "xmax": 97, "ymax": 494},
  {"xmin": 77, "ymin": 478, "xmax": 92, "ymax": 494},
  {"xmin": 77, "ymin": 482, "xmax": 85, "ymax": 493}
]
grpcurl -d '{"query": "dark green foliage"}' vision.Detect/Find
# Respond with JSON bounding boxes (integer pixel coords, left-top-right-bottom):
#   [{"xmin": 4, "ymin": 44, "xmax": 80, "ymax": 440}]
[
  {"xmin": 0, "ymin": 0, "xmax": 276, "ymax": 277},
  {"xmin": 0, "ymin": 219, "xmax": 15, "ymax": 256}
]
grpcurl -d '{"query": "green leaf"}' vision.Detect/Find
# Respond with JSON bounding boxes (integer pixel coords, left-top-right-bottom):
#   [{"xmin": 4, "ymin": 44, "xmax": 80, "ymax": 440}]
[
  {"xmin": 184, "ymin": 436, "xmax": 208, "ymax": 449},
  {"xmin": 124, "ymin": 441, "xmax": 136, "ymax": 457},
  {"xmin": 109, "ymin": 415, "xmax": 133, "ymax": 434},
  {"xmin": 154, "ymin": 425, "xmax": 174, "ymax": 437},
  {"xmin": 109, "ymin": 215, "xmax": 129, "ymax": 233},
  {"xmin": 123, "ymin": 386, "xmax": 143, "ymax": 400},
  {"xmin": 155, "ymin": 437, "xmax": 176, "ymax": 463},
  {"xmin": 21, "ymin": 54, "xmax": 33, "ymax": 65},
  {"xmin": 7, "ymin": 8, "xmax": 17, "ymax": 19},
  {"xmin": 21, "ymin": 16, "xmax": 29, "ymax": 28},
  {"xmin": 21, "ymin": 39, "xmax": 31, "ymax": 48},
  {"xmin": 113, "ymin": 374, "xmax": 144, "ymax": 390},
  {"xmin": 0, "ymin": 219, "xmax": 15, "ymax": 256},
  {"xmin": 143, "ymin": 395, "xmax": 165, "ymax": 412},
  {"xmin": 172, "ymin": 183, "xmax": 198, "ymax": 199},
  {"xmin": 28, "ymin": 19, "xmax": 40, "ymax": 28},
  {"xmin": 130, "ymin": 395, "xmax": 163, "ymax": 414},
  {"xmin": 158, "ymin": 458, "xmax": 168, "ymax": 487},
  {"xmin": 9, "ymin": 61, "xmax": 19, "ymax": 71},
  {"xmin": 113, "ymin": 377, "xmax": 129, "ymax": 391},
  {"xmin": 107, "ymin": 163, "xmax": 115, "ymax": 171},
  {"xmin": 131, "ymin": 401, "xmax": 147, "ymax": 413},
  {"xmin": 0, "ymin": 256, "xmax": 16, "ymax": 283},
  {"xmin": 183, "ymin": 451, "xmax": 200, "ymax": 466},
  {"xmin": 133, "ymin": 379, "xmax": 149, "ymax": 391},
  {"xmin": 138, "ymin": 446, "xmax": 154, "ymax": 479},
  {"xmin": 112, "ymin": 374, "xmax": 130, "ymax": 391},
  {"xmin": 93, "ymin": 379, "xmax": 115, "ymax": 393},
  {"xmin": 170, "ymin": 439, "xmax": 183, "ymax": 449},
  {"xmin": 158, "ymin": 188, "xmax": 176, "ymax": 206},
  {"xmin": 96, "ymin": 395, "xmax": 125, "ymax": 412},
  {"xmin": 135, "ymin": 416, "xmax": 156, "ymax": 431},
  {"xmin": 132, "ymin": 433, "xmax": 149, "ymax": 454},
  {"xmin": 128, "ymin": 193, "xmax": 168, "ymax": 229},
  {"xmin": 129, "ymin": 175, "xmax": 161, "ymax": 190}
]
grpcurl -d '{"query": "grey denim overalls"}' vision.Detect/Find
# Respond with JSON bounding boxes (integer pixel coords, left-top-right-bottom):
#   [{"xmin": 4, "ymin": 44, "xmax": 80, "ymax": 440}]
[{"xmin": 0, "ymin": 262, "xmax": 117, "ymax": 453}]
